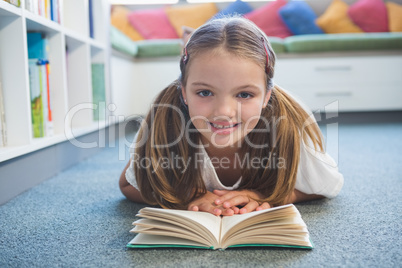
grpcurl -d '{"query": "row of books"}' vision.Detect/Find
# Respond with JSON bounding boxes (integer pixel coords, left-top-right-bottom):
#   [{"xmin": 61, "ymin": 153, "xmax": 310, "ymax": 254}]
[
  {"xmin": 3, "ymin": 0, "xmax": 20, "ymax": 7},
  {"xmin": 25, "ymin": 0, "xmax": 61, "ymax": 24},
  {"xmin": 27, "ymin": 32, "xmax": 106, "ymax": 138},
  {"xmin": 4, "ymin": 0, "xmax": 95, "ymax": 39}
]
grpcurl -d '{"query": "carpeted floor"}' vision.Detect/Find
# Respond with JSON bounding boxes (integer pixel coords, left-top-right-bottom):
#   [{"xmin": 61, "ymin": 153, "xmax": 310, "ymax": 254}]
[{"xmin": 0, "ymin": 114, "xmax": 401, "ymax": 267}]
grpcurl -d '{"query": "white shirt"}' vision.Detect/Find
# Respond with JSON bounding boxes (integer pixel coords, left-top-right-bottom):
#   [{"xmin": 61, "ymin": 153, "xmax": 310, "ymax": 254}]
[{"xmin": 125, "ymin": 132, "xmax": 344, "ymax": 199}]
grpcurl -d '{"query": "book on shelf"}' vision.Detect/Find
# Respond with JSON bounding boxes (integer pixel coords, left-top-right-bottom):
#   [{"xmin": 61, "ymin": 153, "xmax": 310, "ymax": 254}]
[
  {"xmin": 3, "ymin": 0, "xmax": 20, "ymax": 7},
  {"xmin": 88, "ymin": 0, "xmax": 94, "ymax": 38},
  {"xmin": 91, "ymin": 63, "xmax": 106, "ymax": 121},
  {"xmin": 128, "ymin": 204, "xmax": 313, "ymax": 250},
  {"xmin": 25, "ymin": 0, "xmax": 60, "ymax": 23},
  {"xmin": 27, "ymin": 32, "xmax": 53, "ymax": 138}
]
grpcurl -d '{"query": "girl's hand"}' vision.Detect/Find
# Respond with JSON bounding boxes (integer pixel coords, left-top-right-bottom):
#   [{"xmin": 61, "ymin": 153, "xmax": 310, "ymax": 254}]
[
  {"xmin": 188, "ymin": 191, "xmax": 238, "ymax": 216},
  {"xmin": 213, "ymin": 189, "xmax": 271, "ymax": 214}
]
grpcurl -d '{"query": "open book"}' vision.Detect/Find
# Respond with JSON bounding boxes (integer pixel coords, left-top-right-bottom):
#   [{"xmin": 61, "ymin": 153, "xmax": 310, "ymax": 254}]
[{"xmin": 127, "ymin": 204, "xmax": 313, "ymax": 250}]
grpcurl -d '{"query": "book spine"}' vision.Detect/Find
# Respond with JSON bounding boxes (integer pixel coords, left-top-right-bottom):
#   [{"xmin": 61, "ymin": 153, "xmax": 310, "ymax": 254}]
[
  {"xmin": 29, "ymin": 59, "xmax": 44, "ymax": 138},
  {"xmin": 50, "ymin": 0, "xmax": 53, "ymax": 21},
  {"xmin": 45, "ymin": 0, "xmax": 50, "ymax": 19},
  {"xmin": 34, "ymin": 0, "xmax": 39, "ymax": 15},
  {"xmin": 88, "ymin": 0, "xmax": 94, "ymax": 38},
  {"xmin": 25, "ymin": 0, "xmax": 33, "ymax": 12},
  {"xmin": 91, "ymin": 63, "xmax": 106, "ymax": 121},
  {"xmin": 44, "ymin": 60, "xmax": 53, "ymax": 136}
]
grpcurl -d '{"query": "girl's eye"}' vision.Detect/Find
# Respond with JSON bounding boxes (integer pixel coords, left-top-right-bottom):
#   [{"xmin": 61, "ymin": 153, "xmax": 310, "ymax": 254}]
[
  {"xmin": 237, "ymin": 92, "xmax": 253, "ymax": 99},
  {"xmin": 197, "ymin": 90, "xmax": 212, "ymax": 97}
]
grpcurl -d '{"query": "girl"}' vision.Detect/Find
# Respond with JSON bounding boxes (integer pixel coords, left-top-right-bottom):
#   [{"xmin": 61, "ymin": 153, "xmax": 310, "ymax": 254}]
[{"xmin": 119, "ymin": 17, "xmax": 343, "ymax": 216}]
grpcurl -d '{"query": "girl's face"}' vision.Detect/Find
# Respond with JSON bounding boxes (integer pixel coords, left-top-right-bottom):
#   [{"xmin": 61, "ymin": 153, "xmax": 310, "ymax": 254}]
[{"xmin": 182, "ymin": 50, "xmax": 271, "ymax": 150}]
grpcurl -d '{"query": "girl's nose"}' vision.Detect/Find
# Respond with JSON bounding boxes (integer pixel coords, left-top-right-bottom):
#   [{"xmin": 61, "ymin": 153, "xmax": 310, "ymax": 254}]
[{"xmin": 213, "ymin": 97, "xmax": 237, "ymax": 119}]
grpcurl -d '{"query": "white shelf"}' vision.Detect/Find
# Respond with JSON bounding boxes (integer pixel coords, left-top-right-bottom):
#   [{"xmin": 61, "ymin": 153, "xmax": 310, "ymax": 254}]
[
  {"xmin": 0, "ymin": 0, "xmax": 111, "ymax": 162},
  {"xmin": 0, "ymin": 120, "xmax": 113, "ymax": 162}
]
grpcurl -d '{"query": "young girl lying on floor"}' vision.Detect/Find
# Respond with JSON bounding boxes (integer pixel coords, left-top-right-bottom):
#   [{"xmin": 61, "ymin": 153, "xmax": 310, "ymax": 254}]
[{"xmin": 119, "ymin": 17, "xmax": 344, "ymax": 216}]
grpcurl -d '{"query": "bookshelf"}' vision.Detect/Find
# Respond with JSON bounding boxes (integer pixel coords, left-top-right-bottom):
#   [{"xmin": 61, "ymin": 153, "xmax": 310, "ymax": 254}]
[{"xmin": 0, "ymin": 0, "xmax": 111, "ymax": 162}]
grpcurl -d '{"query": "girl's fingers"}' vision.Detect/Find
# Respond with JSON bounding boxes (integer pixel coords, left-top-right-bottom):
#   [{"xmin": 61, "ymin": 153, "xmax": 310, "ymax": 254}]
[
  {"xmin": 232, "ymin": 206, "xmax": 240, "ymax": 214},
  {"xmin": 188, "ymin": 205, "xmax": 199, "ymax": 211},
  {"xmin": 213, "ymin": 190, "xmax": 234, "ymax": 205},
  {"xmin": 222, "ymin": 195, "xmax": 250, "ymax": 209},
  {"xmin": 198, "ymin": 202, "xmax": 222, "ymax": 216},
  {"xmin": 239, "ymin": 200, "xmax": 260, "ymax": 214},
  {"xmin": 221, "ymin": 208, "xmax": 235, "ymax": 216},
  {"xmin": 256, "ymin": 202, "xmax": 271, "ymax": 211}
]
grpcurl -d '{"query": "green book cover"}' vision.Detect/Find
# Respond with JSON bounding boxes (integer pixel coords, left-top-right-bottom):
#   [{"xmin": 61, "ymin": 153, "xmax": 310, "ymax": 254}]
[
  {"xmin": 28, "ymin": 59, "xmax": 44, "ymax": 138},
  {"xmin": 91, "ymin": 63, "xmax": 106, "ymax": 121}
]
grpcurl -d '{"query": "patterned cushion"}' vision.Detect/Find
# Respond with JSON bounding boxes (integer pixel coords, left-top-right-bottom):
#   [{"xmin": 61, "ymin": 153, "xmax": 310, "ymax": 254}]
[
  {"xmin": 348, "ymin": 0, "xmax": 388, "ymax": 32},
  {"xmin": 213, "ymin": 0, "xmax": 253, "ymax": 19},
  {"xmin": 386, "ymin": 2, "xmax": 402, "ymax": 32},
  {"xmin": 278, "ymin": 1, "xmax": 324, "ymax": 35},
  {"xmin": 165, "ymin": 3, "xmax": 218, "ymax": 37},
  {"xmin": 128, "ymin": 8, "xmax": 178, "ymax": 39},
  {"xmin": 316, "ymin": 0, "xmax": 363, "ymax": 34},
  {"xmin": 244, "ymin": 0, "xmax": 292, "ymax": 39},
  {"xmin": 110, "ymin": 6, "xmax": 144, "ymax": 41}
]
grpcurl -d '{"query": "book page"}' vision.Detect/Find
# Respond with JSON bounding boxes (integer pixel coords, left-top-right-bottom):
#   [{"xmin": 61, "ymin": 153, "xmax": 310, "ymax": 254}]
[
  {"xmin": 220, "ymin": 204, "xmax": 293, "ymax": 239},
  {"xmin": 138, "ymin": 208, "xmax": 222, "ymax": 244}
]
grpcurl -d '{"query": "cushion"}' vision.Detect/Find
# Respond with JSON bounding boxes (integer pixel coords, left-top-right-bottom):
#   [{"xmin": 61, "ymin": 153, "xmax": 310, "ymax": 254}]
[
  {"xmin": 278, "ymin": 1, "xmax": 324, "ymax": 35},
  {"xmin": 348, "ymin": 0, "xmax": 388, "ymax": 32},
  {"xmin": 110, "ymin": 26, "xmax": 138, "ymax": 57},
  {"xmin": 386, "ymin": 2, "xmax": 402, "ymax": 32},
  {"xmin": 213, "ymin": 0, "xmax": 253, "ymax": 19},
  {"xmin": 316, "ymin": 0, "xmax": 363, "ymax": 34},
  {"xmin": 136, "ymin": 40, "xmax": 182, "ymax": 58},
  {"xmin": 128, "ymin": 8, "xmax": 179, "ymax": 39},
  {"xmin": 267, "ymin": 37, "xmax": 286, "ymax": 54},
  {"xmin": 165, "ymin": 3, "xmax": 218, "ymax": 37},
  {"xmin": 244, "ymin": 0, "xmax": 292, "ymax": 38},
  {"xmin": 284, "ymin": 32, "xmax": 402, "ymax": 53},
  {"xmin": 110, "ymin": 6, "xmax": 144, "ymax": 41}
]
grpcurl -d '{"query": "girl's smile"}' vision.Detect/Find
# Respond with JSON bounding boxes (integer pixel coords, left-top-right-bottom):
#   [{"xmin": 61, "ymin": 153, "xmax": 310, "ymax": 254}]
[
  {"xmin": 209, "ymin": 121, "xmax": 240, "ymax": 134},
  {"xmin": 182, "ymin": 49, "xmax": 270, "ymax": 150}
]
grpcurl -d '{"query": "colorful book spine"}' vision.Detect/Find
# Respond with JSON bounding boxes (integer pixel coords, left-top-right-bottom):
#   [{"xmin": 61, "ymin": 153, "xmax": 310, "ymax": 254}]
[
  {"xmin": 91, "ymin": 63, "xmax": 106, "ymax": 121},
  {"xmin": 27, "ymin": 32, "xmax": 53, "ymax": 138},
  {"xmin": 88, "ymin": 0, "xmax": 94, "ymax": 38},
  {"xmin": 25, "ymin": 0, "xmax": 60, "ymax": 23}
]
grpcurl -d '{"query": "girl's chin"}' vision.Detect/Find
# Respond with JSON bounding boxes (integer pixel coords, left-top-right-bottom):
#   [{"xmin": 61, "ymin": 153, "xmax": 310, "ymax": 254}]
[{"xmin": 201, "ymin": 133, "xmax": 245, "ymax": 149}]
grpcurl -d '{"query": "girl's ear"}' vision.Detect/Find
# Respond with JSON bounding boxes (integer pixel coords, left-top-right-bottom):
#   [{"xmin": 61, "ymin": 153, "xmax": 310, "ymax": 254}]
[
  {"xmin": 181, "ymin": 85, "xmax": 187, "ymax": 104},
  {"xmin": 263, "ymin": 89, "xmax": 272, "ymax": 108}
]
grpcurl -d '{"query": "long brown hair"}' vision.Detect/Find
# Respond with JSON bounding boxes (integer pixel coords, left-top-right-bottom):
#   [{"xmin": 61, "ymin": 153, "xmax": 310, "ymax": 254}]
[{"xmin": 134, "ymin": 17, "xmax": 323, "ymax": 208}]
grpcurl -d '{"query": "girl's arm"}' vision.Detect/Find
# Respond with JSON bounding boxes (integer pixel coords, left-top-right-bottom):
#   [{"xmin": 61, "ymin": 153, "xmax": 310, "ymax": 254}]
[
  {"xmin": 119, "ymin": 161, "xmax": 146, "ymax": 203},
  {"xmin": 285, "ymin": 189, "xmax": 325, "ymax": 204}
]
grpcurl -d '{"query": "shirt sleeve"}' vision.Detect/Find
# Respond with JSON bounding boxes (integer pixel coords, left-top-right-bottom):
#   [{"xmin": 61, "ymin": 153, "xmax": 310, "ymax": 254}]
[
  {"xmin": 295, "ymin": 139, "xmax": 344, "ymax": 198},
  {"xmin": 125, "ymin": 132, "xmax": 140, "ymax": 190},
  {"xmin": 282, "ymin": 88, "xmax": 344, "ymax": 198}
]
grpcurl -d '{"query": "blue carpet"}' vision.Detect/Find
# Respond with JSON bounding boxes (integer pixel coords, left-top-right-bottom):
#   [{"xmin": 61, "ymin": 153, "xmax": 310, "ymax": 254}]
[{"xmin": 0, "ymin": 118, "xmax": 401, "ymax": 267}]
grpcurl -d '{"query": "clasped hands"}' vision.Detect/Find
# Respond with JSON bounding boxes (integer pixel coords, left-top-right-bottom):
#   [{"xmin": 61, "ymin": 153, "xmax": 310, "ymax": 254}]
[{"xmin": 188, "ymin": 189, "xmax": 271, "ymax": 216}]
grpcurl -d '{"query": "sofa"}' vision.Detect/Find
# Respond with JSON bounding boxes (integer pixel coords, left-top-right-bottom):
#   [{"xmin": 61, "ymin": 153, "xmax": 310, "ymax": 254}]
[{"xmin": 110, "ymin": 0, "xmax": 402, "ymax": 119}]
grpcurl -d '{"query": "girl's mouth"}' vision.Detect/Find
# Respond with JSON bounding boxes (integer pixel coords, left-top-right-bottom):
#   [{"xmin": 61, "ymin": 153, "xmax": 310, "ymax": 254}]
[{"xmin": 209, "ymin": 122, "xmax": 240, "ymax": 134}]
